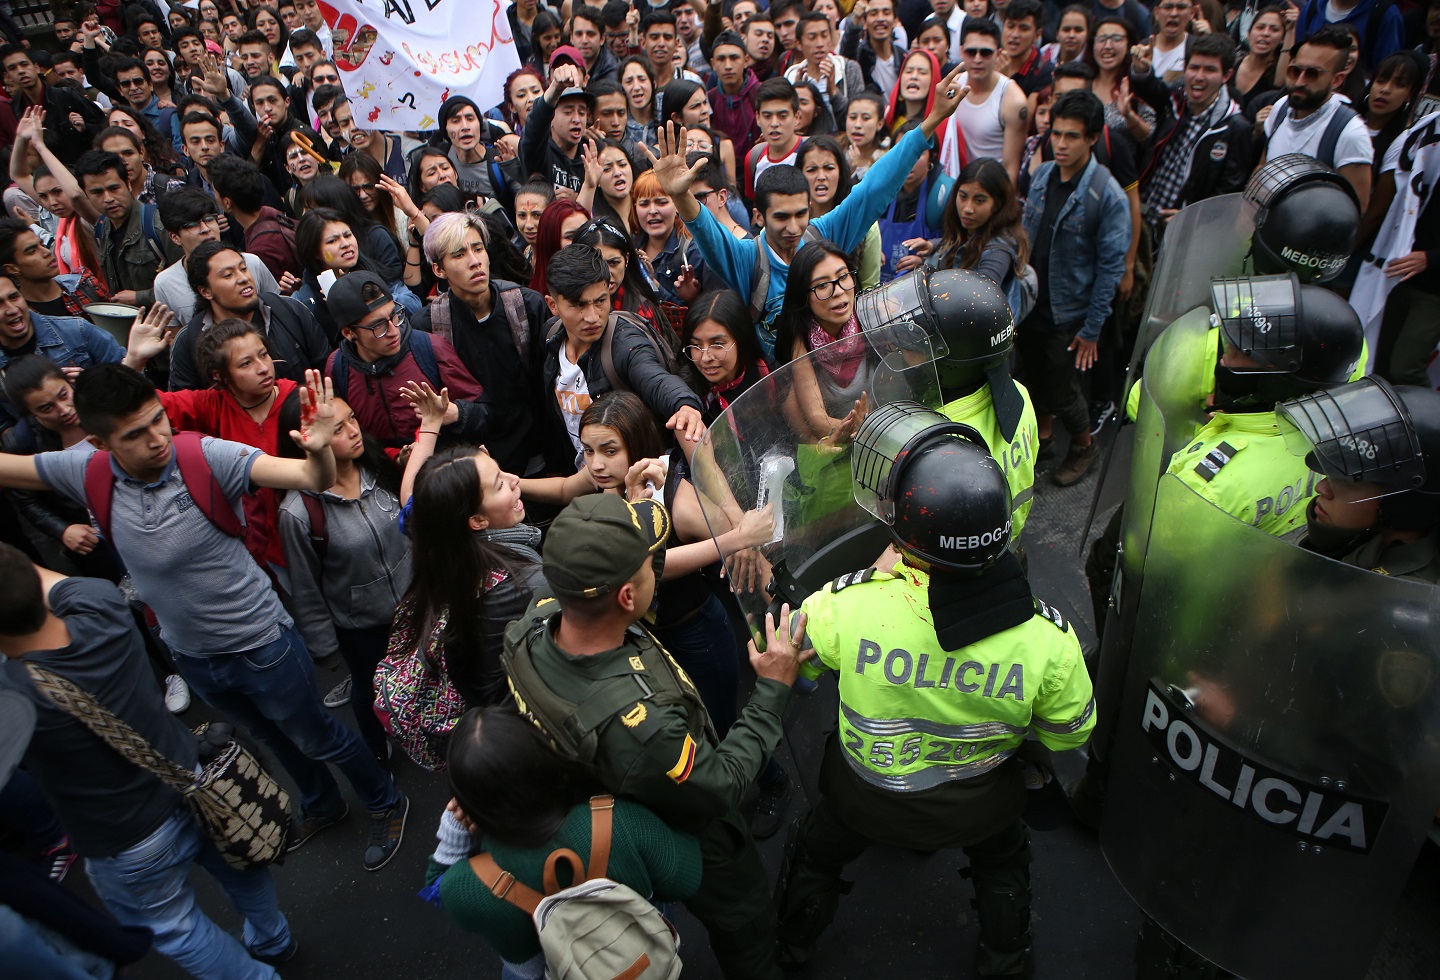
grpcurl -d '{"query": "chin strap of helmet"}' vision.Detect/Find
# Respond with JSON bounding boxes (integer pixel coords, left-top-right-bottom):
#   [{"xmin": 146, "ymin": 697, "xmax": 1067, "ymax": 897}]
[{"xmin": 928, "ymin": 552, "xmax": 1033, "ymax": 652}]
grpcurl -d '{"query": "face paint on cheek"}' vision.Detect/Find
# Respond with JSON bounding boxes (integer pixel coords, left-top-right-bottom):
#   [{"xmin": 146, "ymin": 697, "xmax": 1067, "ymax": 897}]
[{"xmin": 321, "ymin": 246, "xmax": 340, "ymax": 265}]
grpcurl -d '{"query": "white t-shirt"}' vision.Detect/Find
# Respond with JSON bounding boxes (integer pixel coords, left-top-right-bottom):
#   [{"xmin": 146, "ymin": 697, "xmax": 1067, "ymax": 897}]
[
  {"xmin": 1263, "ymin": 94, "xmax": 1375, "ymax": 170},
  {"xmin": 555, "ymin": 343, "xmax": 591, "ymax": 464},
  {"xmin": 1152, "ymin": 39, "xmax": 1187, "ymax": 83}
]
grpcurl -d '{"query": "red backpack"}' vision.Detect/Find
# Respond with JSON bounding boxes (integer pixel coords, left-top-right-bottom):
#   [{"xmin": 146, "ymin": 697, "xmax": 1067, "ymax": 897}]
[{"xmin": 82, "ymin": 431, "xmax": 271, "ymax": 571}]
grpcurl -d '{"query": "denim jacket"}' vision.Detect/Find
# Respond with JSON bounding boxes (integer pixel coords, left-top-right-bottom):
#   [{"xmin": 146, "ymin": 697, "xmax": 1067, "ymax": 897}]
[
  {"xmin": 0, "ymin": 312, "xmax": 125, "ymax": 428},
  {"xmin": 1021, "ymin": 154, "xmax": 1132, "ymax": 342}
]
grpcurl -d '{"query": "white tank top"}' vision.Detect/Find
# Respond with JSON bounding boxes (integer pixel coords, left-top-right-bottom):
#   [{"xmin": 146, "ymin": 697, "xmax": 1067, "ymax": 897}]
[{"xmin": 951, "ymin": 74, "xmax": 1011, "ymax": 163}]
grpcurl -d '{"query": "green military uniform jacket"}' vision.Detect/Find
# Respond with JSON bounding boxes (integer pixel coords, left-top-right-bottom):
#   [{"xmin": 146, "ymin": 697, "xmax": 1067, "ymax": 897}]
[
  {"xmin": 98, "ymin": 202, "xmax": 179, "ymax": 307},
  {"xmin": 797, "ymin": 561, "xmax": 1095, "ymax": 794},
  {"xmin": 506, "ymin": 596, "xmax": 791, "ymax": 832},
  {"xmin": 1167, "ymin": 411, "xmax": 1319, "ymax": 536},
  {"xmin": 942, "ymin": 383, "xmax": 1038, "ymax": 540},
  {"xmin": 1344, "ymin": 526, "xmax": 1440, "ymax": 583}
]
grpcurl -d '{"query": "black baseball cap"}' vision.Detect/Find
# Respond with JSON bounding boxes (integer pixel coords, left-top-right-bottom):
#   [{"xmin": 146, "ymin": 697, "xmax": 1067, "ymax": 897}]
[
  {"xmin": 327, "ymin": 271, "xmax": 391, "ymax": 331},
  {"xmin": 542, "ymin": 494, "xmax": 671, "ymax": 599}
]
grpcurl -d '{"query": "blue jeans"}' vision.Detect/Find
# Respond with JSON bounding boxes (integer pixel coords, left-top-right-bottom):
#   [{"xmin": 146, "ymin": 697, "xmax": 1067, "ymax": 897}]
[
  {"xmin": 84, "ymin": 807, "xmax": 288, "ymax": 979},
  {"xmin": 173, "ymin": 624, "xmax": 401, "ymax": 817},
  {"xmin": 0, "ymin": 906, "xmax": 114, "ymax": 980}
]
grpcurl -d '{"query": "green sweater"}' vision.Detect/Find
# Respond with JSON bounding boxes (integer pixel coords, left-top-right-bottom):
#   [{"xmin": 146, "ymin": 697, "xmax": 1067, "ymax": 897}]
[{"xmin": 426, "ymin": 799, "xmax": 703, "ymax": 963}]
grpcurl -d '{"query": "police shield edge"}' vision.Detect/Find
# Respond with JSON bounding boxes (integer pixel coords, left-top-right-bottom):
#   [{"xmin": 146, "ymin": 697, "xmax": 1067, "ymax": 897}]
[
  {"xmin": 689, "ymin": 319, "xmax": 942, "ymax": 644},
  {"xmin": 1096, "ymin": 312, "xmax": 1440, "ymax": 979}
]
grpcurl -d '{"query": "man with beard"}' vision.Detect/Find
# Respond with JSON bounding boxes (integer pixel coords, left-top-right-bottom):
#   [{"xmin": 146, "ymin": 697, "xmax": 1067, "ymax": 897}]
[
  {"xmin": 1257, "ymin": 25, "xmax": 1373, "ymax": 209},
  {"xmin": 169, "ymin": 240, "xmax": 329, "ymax": 391},
  {"xmin": 153, "ymin": 190, "xmax": 281, "ymax": 329},
  {"xmin": 571, "ymin": 5, "xmax": 619, "ymax": 82}
]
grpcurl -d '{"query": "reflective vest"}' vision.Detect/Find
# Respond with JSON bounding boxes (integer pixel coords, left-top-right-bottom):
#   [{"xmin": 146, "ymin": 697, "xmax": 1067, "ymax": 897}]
[
  {"xmin": 799, "ymin": 563, "xmax": 1095, "ymax": 794},
  {"xmin": 942, "ymin": 383, "xmax": 1038, "ymax": 540},
  {"xmin": 1166, "ymin": 411, "xmax": 1319, "ymax": 536}
]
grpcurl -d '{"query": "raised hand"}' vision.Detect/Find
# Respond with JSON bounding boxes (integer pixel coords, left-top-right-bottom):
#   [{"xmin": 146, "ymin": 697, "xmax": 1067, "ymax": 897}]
[
  {"xmin": 580, "ymin": 137, "xmax": 603, "ymax": 189},
  {"xmin": 641, "ymin": 122, "xmax": 707, "ymax": 200},
  {"xmin": 747, "ymin": 603, "xmax": 812, "ymax": 681},
  {"xmin": 125, "ymin": 304, "xmax": 176, "ymax": 363},
  {"xmin": 399, "ymin": 380, "xmax": 455, "ymax": 428},
  {"xmin": 292, "ymin": 370, "xmax": 337, "ymax": 453},
  {"xmin": 376, "ymin": 174, "xmax": 418, "ymax": 219},
  {"xmin": 923, "ymin": 65, "xmax": 970, "ymax": 135},
  {"xmin": 1131, "ymin": 38, "xmax": 1154, "ymax": 74}
]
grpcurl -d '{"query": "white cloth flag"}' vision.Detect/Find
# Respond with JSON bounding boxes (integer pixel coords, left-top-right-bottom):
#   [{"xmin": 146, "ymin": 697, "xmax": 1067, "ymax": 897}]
[{"xmin": 320, "ymin": 0, "xmax": 521, "ymax": 132}]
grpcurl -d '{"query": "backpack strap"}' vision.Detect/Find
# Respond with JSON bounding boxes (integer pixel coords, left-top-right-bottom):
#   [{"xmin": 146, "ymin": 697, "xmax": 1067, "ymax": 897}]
[
  {"xmin": 587, "ymin": 795, "xmax": 614, "ymax": 880},
  {"xmin": 82, "ymin": 449, "xmax": 116, "ymax": 542},
  {"xmin": 428, "ymin": 293, "xmax": 454, "ymax": 346},
  {"xmin": 140, "ymin": 204, "xmax": 166, "ymax": 267},
  {"xmin": 1317, "ymin": 104, "xmax": 1359, "ymax": 169},
  {"xmin": 409, "ymin": 330, "xmax": 444, "ymax": 390},
  {"xmin": 469, "ymin": 853, "xmax": 545, "ymax": 914},
  {"xmin": 326, "ymin": 350, "xmax": 348, "ymax": 401},
  {"xmin": 542, "ymin": 847, "xmax": 588, "ymax": 894},
  {"xmin": 171, "ymin": 431, "xmax": 243, "ymax": 539},
  {"xmin": 301, "ymin": 492, "xmax": 327, "ymax": 561},
  {"xmin": 598, "ymin": 314, "xmax": 624, "ymax": 394},
  {"xmin": 748, "ymin": 238, "xmax": 769, "ymax": 322},
  {"xmin": 1082, "ymin": 163, "xmax": 1114, "ymax": 246},
  {"xmin": 496, "ymin": 282, "xmax": 530, "ymax": 363}
]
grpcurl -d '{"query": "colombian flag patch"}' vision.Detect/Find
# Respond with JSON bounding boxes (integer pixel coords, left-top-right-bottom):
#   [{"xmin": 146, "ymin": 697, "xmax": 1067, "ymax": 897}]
[{"xmin": 666, "ymin": 734, "xmax": 697, "ymax": 783}]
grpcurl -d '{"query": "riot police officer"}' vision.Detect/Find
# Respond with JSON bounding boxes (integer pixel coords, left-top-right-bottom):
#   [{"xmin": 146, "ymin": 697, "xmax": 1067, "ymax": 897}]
[
  {"xmin": 1278, "ymin": 378, "xmax": 1440, "ymax": 580},
  {"xmin": 502, "ymin": 494, "xmax": 809, "ymax": 980},
  {"xmin": 1161, "ymin": 274, "xmax": 1365, "ymax": 536},
  {"xmin": 856, "ymin": 268, "xmax": 1039, "ymax": 541},
  {"xmin": 773, "ymin": 402, "xmax": 1096, "ymax": 975}
]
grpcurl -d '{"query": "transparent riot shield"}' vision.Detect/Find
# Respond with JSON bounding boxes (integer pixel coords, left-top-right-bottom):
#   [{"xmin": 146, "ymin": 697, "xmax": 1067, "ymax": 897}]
[
  {"xmin": 1092, "ymin": 307, "xmax": 1214, "ymax": 756},
  {"xmin": 689, "ymin": 322, "xmax": 942, "ymax": 644},
  {"xmin": 1098, "ymin": 357, "xmax": 1440, "ymax": 979},
  {"xmin": 1135, "ymin": 193, "xmax": 1254, "ymax": 365}
]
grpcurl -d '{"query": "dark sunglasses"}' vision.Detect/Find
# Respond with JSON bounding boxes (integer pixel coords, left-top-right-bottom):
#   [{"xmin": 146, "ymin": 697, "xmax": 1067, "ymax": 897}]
[
  {"xmin": 964, "ymin": 46, "xmax": 996, "ymax": 58},
  {"xmin": 1285, "ymin": 63, "xmax": 1333, "ymax": 82}
]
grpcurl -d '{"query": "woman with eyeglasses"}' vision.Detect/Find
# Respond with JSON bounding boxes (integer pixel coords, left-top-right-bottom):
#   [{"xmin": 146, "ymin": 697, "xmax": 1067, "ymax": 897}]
[
  {"xmin": 293, "ymin": 206, "xmax": 422, "ymax": 340},
  {"xmin": 339, "ymin": 152, "xmax": 404, "ymax": 250},
  {"xmin": 1230, "ymin": 5, "xmax": 1287, "ymax": 109},
  {"xmin": 572, "ymin": 214, "xmax": 679, "ymax": 344},
  {"xmin": 681, "ymin": 290, "xmax": 771, "ymax": 424},
  {"xmin": 1085, "ymin": 16, "xmax": 1154, "ymax": 150},
  {"xmin": 772, "ymin": 240, "xmax": 870, "ymax": 440},
  {"xmin": 276, "ymin": 389, "xmax": 412, "ymax": 762},
  {"xmin": 578, "ymin": 137, "xmax": 636, "ymax": 236}
]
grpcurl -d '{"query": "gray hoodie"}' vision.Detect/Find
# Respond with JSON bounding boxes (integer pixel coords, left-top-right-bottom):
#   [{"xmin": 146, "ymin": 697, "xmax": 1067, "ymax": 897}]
[{"xmin": 278, "ymin": 471, "xmax": 413, "ymax": 660}]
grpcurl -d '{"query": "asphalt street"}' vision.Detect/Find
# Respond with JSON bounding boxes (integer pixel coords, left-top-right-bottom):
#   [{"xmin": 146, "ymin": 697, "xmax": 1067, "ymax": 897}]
[{"xmin": 56, "ymin": 425, "xmax": 1440, "ymax": 979}]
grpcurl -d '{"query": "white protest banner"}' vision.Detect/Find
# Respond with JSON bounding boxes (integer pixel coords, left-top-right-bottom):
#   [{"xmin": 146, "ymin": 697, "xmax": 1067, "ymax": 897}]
[{"xmin": 319, "ymin": 0, "xmax": 521, "ymax": 132}]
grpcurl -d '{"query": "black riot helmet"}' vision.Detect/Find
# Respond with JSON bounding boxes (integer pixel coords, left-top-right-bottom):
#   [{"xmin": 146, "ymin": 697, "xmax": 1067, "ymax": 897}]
[
  {"xmin": 1243, "ymin": 154, "xmax": 1360, "ymax": 284},
  {"xmin": 852, "ymin": 401, "xmax": 1013, "ymax": 570},
  {"xmin": 1278, "ymin": 379, "xmax": 1440, "ymax": 530},
  {"xmin": 854, "ymin": 267, "xmax": 1025, "ymax": 441},
  {"xmin": 1208, "ymin": 274, "xmax": 1363, "ymax": 409}
]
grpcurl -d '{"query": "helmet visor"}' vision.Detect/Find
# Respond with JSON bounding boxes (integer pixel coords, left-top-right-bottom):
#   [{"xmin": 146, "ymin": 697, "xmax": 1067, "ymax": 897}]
[
  {"xmin": 852, "ymin": 401, "xmax": 976, "ymax": 523},
  {"xmin": 855, "ymin": 270, "xmax": 949, "ymax": 370},
  {"xmin": 1209, "ymin": 275, "xmax": 1302, "ymax": 373},
  {"xmin": 1276, "ymin": 377, "xmax": 1426, "ymax": 499}
]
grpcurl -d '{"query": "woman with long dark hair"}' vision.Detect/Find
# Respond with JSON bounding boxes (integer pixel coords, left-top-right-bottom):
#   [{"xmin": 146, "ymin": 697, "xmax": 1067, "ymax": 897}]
[
  {"xmin": 915, "ymin": 158, "xmax": 1030, "ymax": 313},
  {"xmin": 298, "ymin": 175, "xmax": 403, "ymax": 277},
  {"xmin": 620, "ymin": 56, "xmax": 658, "ymax": 144},
  {"xmin": 143, "ymin": 47, "xmax": 181, "ymax": 108},
  {"xmin": 106, "ymin": 104, "xmax": 182, "ymax": 173},
  {"xmin": 578, "ymin": 137, "xmax": 635, "ymax": 236},
  {"xmin": 772, "ymin": 240, "xmax": 870, "ymax": 440},
  {"xmin": 1231, "ymin": 5, "xmax": 1286, "ymax": 108},
  {"xmin": 293, "ymin": 207, "xmax": 421, "ymax": 337},
  {"xmin": 661, "ymin": 79, "xmax": 738, "ymax": 180},
  {"xmin": 525, "ymin": 10, "xmax": 564, "ymax": 79},
  {"xmin": 1085, "ymin": 16, "xmax": 1153, "ymax": 151},
  {"xmin": 681, "ymin": 290, "xmax": 771, "ymax": 423},
  {"xmin": 247, "ymin": 5, "xmax": 289, "ymax": 74},
  {"xmin": 796, "ymin": 135, "xmax": 882, "ymax": 289},
  {"xmin": 277, "ymin": 390, "xmax": 411, "ymax": 761},
  {"xmin": 427, "ymin": 706, "xmax": 700, "ymax": 977},
  {"xmin": 339, "ymin": 153, "xmax": 403, "ymax": 247},
  {"xmin": 491, "ymin": 66, "xmax": 546, "ymax": 139},
  {"xmin": 407, "ymin": 146, "xmax": 465, "ymax": 209},
  {"xmin": 396, "ymin": 387, "xmax": 546, "ymax": 710},
  {"xmin": 793, "ymin": 79, "xmax": 837, "ymax": 137}
]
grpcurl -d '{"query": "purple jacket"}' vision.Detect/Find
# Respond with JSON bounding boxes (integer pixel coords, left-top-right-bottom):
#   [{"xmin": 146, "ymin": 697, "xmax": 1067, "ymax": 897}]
[{"xmin": 709, "ymin": 70, "xmax": 761, "ymax": 154}]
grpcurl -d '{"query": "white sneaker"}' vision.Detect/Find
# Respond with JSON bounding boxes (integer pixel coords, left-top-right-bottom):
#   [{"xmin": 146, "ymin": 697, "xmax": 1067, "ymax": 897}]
[
  {"xmin": 164, "ymin": 675, "xmax": 191, "ymax": 714},
  {"xmin": 324, "ymin": 676, "xmax": 353, "ymax": 708}
]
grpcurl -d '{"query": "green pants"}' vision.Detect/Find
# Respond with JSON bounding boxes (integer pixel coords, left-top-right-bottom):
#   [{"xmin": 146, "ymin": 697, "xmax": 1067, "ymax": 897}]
[{"xmin": 686, "ymin": 806, "xmax": 782, "ymax": 980}]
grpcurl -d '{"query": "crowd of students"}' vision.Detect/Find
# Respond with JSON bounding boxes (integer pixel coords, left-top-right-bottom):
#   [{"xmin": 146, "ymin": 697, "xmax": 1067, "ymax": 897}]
[{"xmin": 0, "ymin": 0, "xmax": 1438, "ymax": 976}]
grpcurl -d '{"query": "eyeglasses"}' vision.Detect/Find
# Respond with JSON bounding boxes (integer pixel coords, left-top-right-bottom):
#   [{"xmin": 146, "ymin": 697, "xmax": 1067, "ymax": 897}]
[
  {"xmin": 120, "ymin": 77, "xmax": 148, "ymax": 87},
  {"xmin": 692, "ymin": 188, "xmax": 716, "ymax": 203},
  {"xmin": 178, "ymin": 214, "xmax": 221, "ymax": 231},
  {"xmin": 1285, "ymin": 63, "xmax": 1333, "ymax": 82},
  {"xmin": 605, "ymin": 31, "xmax": 629, "ymax": 40},
  {"xmin": 963, "ymin": 46, "xmax": 996, "ymax": 58},
  {"xmin": 357, "ymin": 309, "xmax": 404, "ymax": 337},
  {"xmin": 684, "ymin": 340, "xmax": 734, "ymax": 359},
  {"xmin": 1094, "ymin": 33, "xmax": 1128, "ymax": 45},
  {"xmin": 809, "ymin": 270, "xmax": 855, "ymax": 299}
]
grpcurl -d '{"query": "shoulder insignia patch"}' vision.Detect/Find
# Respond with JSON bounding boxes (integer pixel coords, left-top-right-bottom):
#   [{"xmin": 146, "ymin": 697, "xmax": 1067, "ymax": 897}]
[
  {"xmin": 620, "ymin": 702, "xmax": 648, "ymax": 728},
  {"xmin": 629, "ymin": 656, "xmax": 646, "ymax": 671},
  {"xmin": 1193, "ymin": 441, "xmax": 1240, "ymax": 483},
  {"xmin": 1033, "ymin": 597, "xmax": 1070, "ymax": 633},
  {"xmin": 666, "ymin": 733, "xmax": 698, "ymax": 783},
  {"xmin": 829, "ymin": 568, "xmax": 877, "ymax": 593}
]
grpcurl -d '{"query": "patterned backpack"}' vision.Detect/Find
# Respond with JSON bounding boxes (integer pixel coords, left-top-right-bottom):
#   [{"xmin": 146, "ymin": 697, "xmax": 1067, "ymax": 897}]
[{"xmin": 373, "ymin": 574, "xmax": 504, "ymax": 770}]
